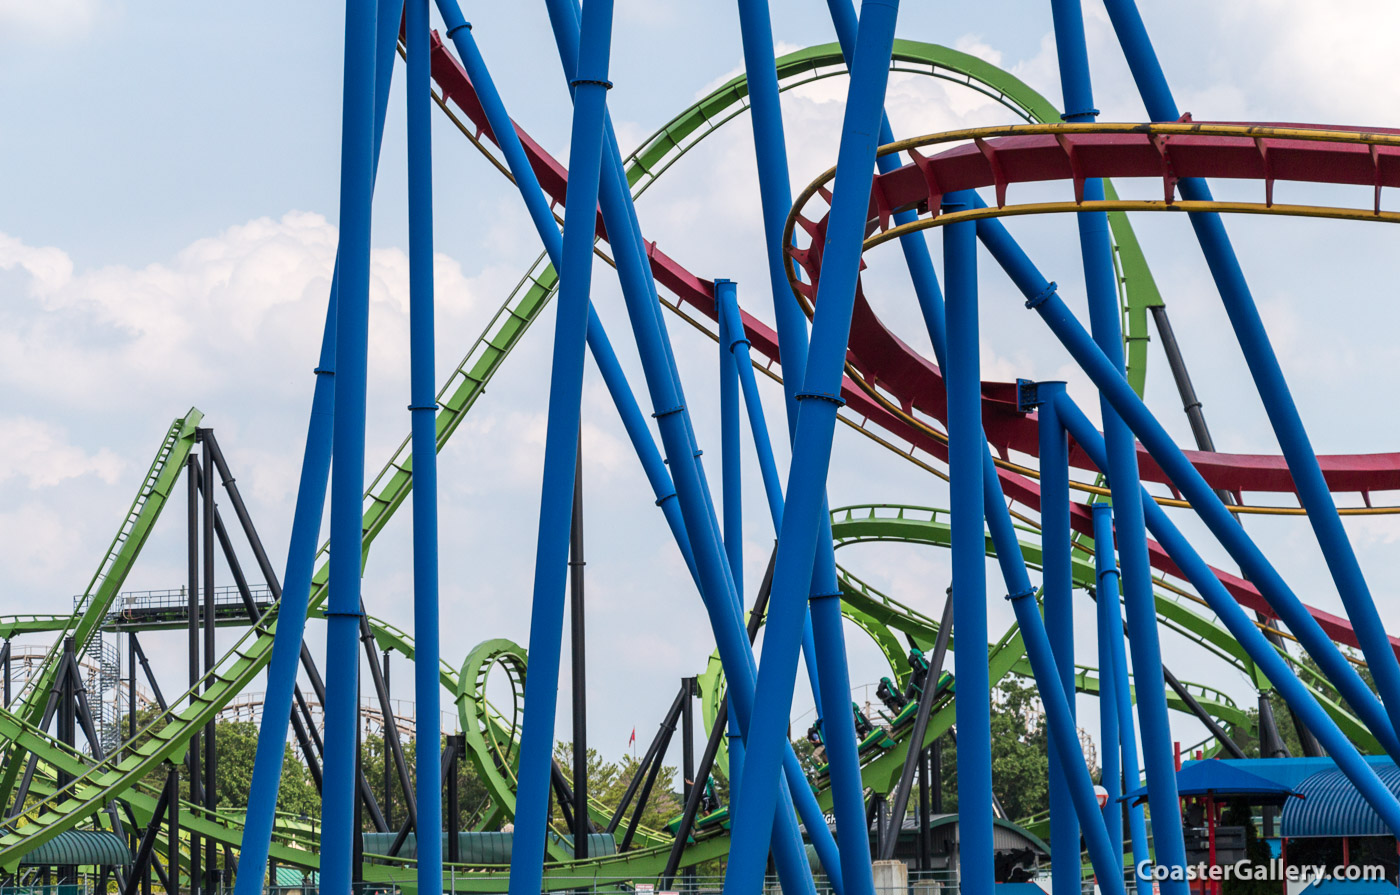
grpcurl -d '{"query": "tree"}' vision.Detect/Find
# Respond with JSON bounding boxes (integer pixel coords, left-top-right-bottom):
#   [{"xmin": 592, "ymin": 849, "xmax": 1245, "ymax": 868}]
[
  {"xmin": 553, "ymin": 742, "xmax": 681, "ymax": 834},
  {"xmin": 213, "ymin": 719, "xmax": 319, "ymax": 817},
  {"xmin": 359, "ymin": 732, "xmax": 493, "ymax": 832}
]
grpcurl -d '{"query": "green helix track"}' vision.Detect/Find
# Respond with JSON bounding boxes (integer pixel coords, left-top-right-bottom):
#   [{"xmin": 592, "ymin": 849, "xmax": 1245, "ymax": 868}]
[{"xmin": 0, "ymin": 39, "xmax": 1376, "ymax": 894}]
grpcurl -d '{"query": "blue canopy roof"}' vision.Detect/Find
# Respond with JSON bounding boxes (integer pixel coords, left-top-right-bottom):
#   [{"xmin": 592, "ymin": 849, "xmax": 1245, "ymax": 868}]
[
  {"xmin": 1282, "ymin": 762, "xmax": 1400, "ymax": 838},
  {"xmin": 1123, "ymin": 759, "xmax": 1299, "ymax": 804}
]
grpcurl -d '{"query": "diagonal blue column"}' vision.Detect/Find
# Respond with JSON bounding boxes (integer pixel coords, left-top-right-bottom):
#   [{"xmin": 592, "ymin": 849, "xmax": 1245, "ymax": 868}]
[
  {"xmin": 731, "ymin": 0, "xmax": 830, "ymax": 734},
  {"xmin": 975, "ymin": 211, "xmax": 1400, "ymax": 761},
  {"xmin": 431, "ymin": 9, "xmax": 696, "ymax": 589},
  {"xmin": 717, "ymin": 284, "xmax": 824, "ymax": 715},
  {"xmin": 1053, "ymin": 392, "xmax": 1400, "ymax": 834},
  {"xmin": 718, "ymin": 278, "xmax": 744, "ymax": 595},
  {"xmin": 527, "ymin": 0, "xmax": 841, "ymax": 888},
  {"xmin": 504, "ymin": 0, "xmax": 616, "ymax": 891},
  {"xmin": 1098, "ymin": 0, "xmax": 1400, "ymax": 741}
]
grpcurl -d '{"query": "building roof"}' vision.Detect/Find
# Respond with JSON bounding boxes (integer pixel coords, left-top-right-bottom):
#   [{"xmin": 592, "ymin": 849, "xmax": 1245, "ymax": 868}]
[
  {"xmin": 1123, "ymin": 759, "xmax": 1299, "ymax": 805},
  {"xmin": 1282, "ymin": 762, "xmax": 1400, "ymax": 839},
  {"xmin": 1207, "ymin": 757, "xmax": 1394, "ymax": 793},
  {"xmin": 18, "ymin": 830, "xmax": 131, "ymax": 866}
]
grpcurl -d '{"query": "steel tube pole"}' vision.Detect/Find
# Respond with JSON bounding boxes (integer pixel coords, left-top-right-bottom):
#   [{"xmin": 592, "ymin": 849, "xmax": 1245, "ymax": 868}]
[
  {"xmin": 201, "ymin": 438, "xmax": 218, "ymax": 895},
  {"xmin": 570, "ymin": 433, "xmax": 589, "ymax": 859},
  {"xmin": 505, "ymin": 1, "xmax": 614, "ymax": 889},
  {"xmin": 185, "ymin": 456, "xmax": 201, "ymax": 895},
  {"xmin": 879, "ymin": 590, "xmax": 953, "ymax": 861},
  {"xmin": 718, "ymin": 278, "xmax": 743, "ymax": 597},
  {"xmin": 319, "ymin": 0, "xmax": 383, "ymax": 885},
  {"xmin": 1004, "ymin": 586, "xmax": 1127, "ymax": 895},
  {"xmin": 434, "ymin": 15, "xmax": 699, "ymax": 591},
  {"xmin": 942, "ymin": 191, "xmax": 994, "ymax": 895},
  {"xmin": 1107, "ymin": 532, "xmax": 1156, "ymax": 892},
  {"xmin": 167, "ymin": 767, "xmax": 179, "ymax": 895},
  {"xmin": 235, "ymin": 1, "xmax": 402, "ymax": 887},
  {"xmin": 714, "ymin": 286, "xmax": 755, "ymax": 829},
  {"xmin": 1037, "ymin": 381, "xmax": 1079, "ymax": 893},
  {"xmin": 718, "ymin": 285, "xmax": 824, "ymax": 714},
  {"xmin": 1092, "ymin": 506, "xmax": 1125, "ymax": 883},
  {"xmin": 406, "ymin": 0, "xmax": 442, "ymax": 887}
]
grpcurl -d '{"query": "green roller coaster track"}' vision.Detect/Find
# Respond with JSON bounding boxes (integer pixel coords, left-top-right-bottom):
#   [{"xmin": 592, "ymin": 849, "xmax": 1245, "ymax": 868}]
[{"xmin": 0, "ymin": 39, "xmax": 1371, "ymax": 893}]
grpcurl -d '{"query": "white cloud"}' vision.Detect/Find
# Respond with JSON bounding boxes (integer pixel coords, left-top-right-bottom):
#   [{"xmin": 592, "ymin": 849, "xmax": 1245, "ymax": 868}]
[
  {"xmin": 0, "ymin": 212, "xmax": 478, "ymax": 410},
  {"xmin": 0, "ymin": 417, "xmax": 124, "ymax": 488},
  {"xmin": 0, "ymin": 0, "xmax": 107, "ymax": 40}
]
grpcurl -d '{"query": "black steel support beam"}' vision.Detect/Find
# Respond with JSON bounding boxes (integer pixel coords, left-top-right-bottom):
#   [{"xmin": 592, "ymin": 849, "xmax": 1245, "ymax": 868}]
[
  {"xmin": 880, "ymin": 588, "xmax": 954, "ymax": 860},
  {"xmin": 569, "ymin": 431, "xmax": 589, "ymax": 858},
  {"xmin": 185, "ymin": 454, "xmax": 201, "ymax": 895},
  {"xmin": 202, "ymin": 430, "xmax": 387, "ymax": 826}
]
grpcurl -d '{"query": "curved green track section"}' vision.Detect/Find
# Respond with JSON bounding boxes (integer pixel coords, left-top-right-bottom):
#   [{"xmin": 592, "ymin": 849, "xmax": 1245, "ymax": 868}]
[{"xmin": 0, "ymin": 40, "xmax": 1366, "ymax": 894}]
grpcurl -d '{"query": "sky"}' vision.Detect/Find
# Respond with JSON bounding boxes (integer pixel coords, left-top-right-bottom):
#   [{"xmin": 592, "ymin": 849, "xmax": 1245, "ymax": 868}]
[{"xmin": 2, "ymin": 0, "xmax": 1399, "ymax": 790}]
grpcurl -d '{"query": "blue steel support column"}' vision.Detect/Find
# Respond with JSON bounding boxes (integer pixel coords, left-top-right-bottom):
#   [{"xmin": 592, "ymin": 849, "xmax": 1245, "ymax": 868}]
[
  {"xmin": 1092, "ymin": 505, "xmax": 1124, "ymax": 884},
  {"xmin": 734, "ymin": 0, "xmax": 809, "ymax": 411},
  {"xmin": 1099, "ymin": 0, "xmax": 1400, "ymax": 736},
  {"xmin": 431, "ymin": 12, "xmax": 837, "ymax": 890},
  {"xmin": 321, "ymin": 0, "xmax": 379, "ymax": 886},
  {"xmin": 722, "ymin": 5, "xmax": 899, "ymax": 893},
  {"xmin": 715, "ymin": 278, "xmax": 750, "ymax": 813},
  {"xmin": 1112, "ymin": 591, "xmax": 1150, "ymax": 895},
  {"xmin": 717, "ymin": 287, "xmax": 823, "ymax": 712},
  {"xmin": 943, "ymin": 192, "xmax": 993, "ymax": 895},
  {"xmin": 717, "ymin": 278, "xmax": 744, "ymax": 594},
  {"xmin": 1045, "ymin": 0, "xmax": 1188, "ymax": 886},
  {"xmin": 719, "ymin": 297, "xmax": 784, "ymax": 525},
  {"xmin": 976, "ymin": 213, "xmax": 1400, "ymax": 758},
  {"xmin": 405, "ymin": 0, "xmax": 441, "ymax": 891},
  {"xmin": 235, "ymin": 3, "xmax": 401, "ymax": 889},
  {"xmin": 1037, "ymin": 381, "xmax": 1079, "ymax": 894},
  {"xmin": 822, "ymin": 0, "xmax": 947, "ymax": 356},
  {"xmin": 506, "ymin": 0, "xmax": 615, "ymax": 891},
  {"xmin": 1003, "ymin": 584, "xmax": 1128, "ymax": 895},
  {"xmin": 1053, "ymin": 394, "xmax": 1400, "ymax": 833}
]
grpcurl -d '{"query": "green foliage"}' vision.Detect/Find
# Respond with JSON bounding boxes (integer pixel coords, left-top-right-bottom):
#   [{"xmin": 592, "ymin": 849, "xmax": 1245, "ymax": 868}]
[
  {"xmin": 553, "ymin": 742, "xmax": 681, "ymax": 833},
  {"xmin": 821, "ymin": 676, "xmax": 1067, "ymax": 824},
  {"xmin": 359, "ymin": 732, "xmax": 492, "ymax": 831},
  {"xmin": 213, "ymin": 719, "xmax": 319, "ymax": 817}
]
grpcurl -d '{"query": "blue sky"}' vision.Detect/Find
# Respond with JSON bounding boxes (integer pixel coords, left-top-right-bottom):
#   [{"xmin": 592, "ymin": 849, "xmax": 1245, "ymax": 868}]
[{"xmin": 2, "ymin": 0, "xmax": 1399, "ymax": 774}]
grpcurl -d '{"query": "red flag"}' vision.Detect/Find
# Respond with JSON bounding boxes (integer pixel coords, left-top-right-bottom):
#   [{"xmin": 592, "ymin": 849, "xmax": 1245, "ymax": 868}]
[{"xmin": 628, "ymin": 727, "xmax": 636, "ymax": 747}]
